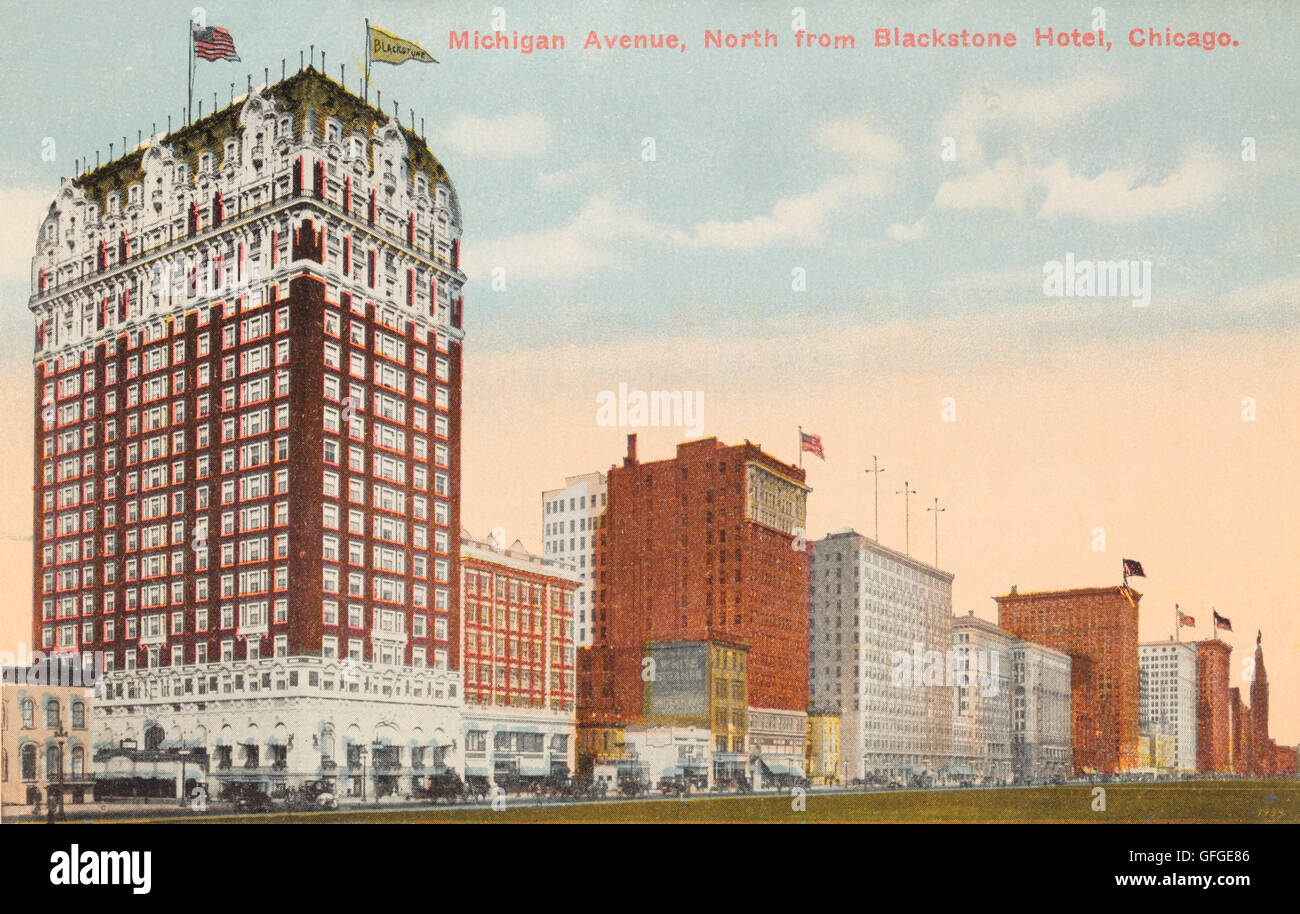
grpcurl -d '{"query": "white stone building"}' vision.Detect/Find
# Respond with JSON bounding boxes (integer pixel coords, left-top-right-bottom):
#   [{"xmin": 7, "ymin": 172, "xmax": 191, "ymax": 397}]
[
  {"xmin": 94, "ymin": 657, "xmax": 462, "ymax": 801},
  {"xmin": 810, "ymin": 528, "xmax": 955, "ymax": 783},
  {"xmin": 1009, "ymin": 638, "xmax": 1073, "ymax": 783},
  {"xmin": 541, "ymin": 472, "xmax": 606, "ymax": 645},
  {"xmin": 1139, "ymin": 639, "xmax": 1198, "ymax": 772},
  {"xmin": 949, "ymin": 614, "xmax": 1013, "ymax": 784}
]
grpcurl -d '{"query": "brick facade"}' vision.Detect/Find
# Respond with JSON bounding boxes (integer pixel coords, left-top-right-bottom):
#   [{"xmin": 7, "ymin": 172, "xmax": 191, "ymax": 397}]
[
  {"xmin": 995, "ymin": 586, "xmax": 1140, "ymax": 775},
  {"xmin": 579, "ymin": 435, "xmax": 809, "ymax": 733},
  {"xmin": 1196, "ymin": 639, "xmax": 1232, "ymax": 773}
]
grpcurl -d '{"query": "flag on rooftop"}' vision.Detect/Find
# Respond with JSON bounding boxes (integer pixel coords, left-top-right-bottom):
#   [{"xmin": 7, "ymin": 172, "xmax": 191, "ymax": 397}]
[
  {"xmin": 369, "ymin": 24, "xmax": 438, "ymax": 65},
  {"xmin": 193, "ymin": 25, "xmax": 241, "ymax": 62},
  {"xmin": 800, "ymin": 431, "xmax": 825, "ymax": 460}
]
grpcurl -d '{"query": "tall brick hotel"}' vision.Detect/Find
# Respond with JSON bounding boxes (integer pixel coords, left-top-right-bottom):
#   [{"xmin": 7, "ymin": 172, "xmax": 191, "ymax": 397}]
[
  {"xmin": 28, "ymin": 67, "xmax": 469, "ymax": 797},
  {"xmin": 996, "ymin": 586, "xmax": 1141, "ymax": 774},
  {"xmin": 577, "ymin": 435, "xmax": 810, "ymax": 772}
]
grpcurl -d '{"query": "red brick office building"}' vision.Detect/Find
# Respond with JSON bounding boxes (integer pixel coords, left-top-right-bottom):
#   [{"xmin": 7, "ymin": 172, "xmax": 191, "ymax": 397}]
[
  {"xmin": 995, "ymin": 585, "xmax": 1140, "ymax": 775},
  {"xmin": 1195, "ymin": 639, "xmax": 1233, "ymax": 773},
  {"xmin": 578, "ymin": 435, "xmax": 810, "ymax": 758}
]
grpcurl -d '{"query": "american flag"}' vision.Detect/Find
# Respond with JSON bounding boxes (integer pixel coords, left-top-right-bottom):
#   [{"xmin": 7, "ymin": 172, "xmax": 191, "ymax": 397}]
[
  {"xmin": 1213, "ymin": 610, "xmax": 1233, "ymax": 632},
  {"xmin": 799, "ymin": 431, "xmax": 825, "ymax": 460},
  {"xmin": 1122, "ymin": 558, "xmax": 1145, "ymax": 578},
  {"xmin": 193, "ymin": 25, "xmax": 240, "ymax": 62},
  {"xmin": 1177, "ymin": 609, "xmax": 1196, "ymax": 627}
]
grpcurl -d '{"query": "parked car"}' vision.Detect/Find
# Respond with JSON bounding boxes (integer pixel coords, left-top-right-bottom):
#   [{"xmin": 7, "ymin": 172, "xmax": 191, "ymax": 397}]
[
  {"xmin": 283, "ymin": 780, "xmax": 339, "ymax": 811},
  {"xmin": 225, "ymin": 783, "xmax": 275, "ymax": 813},
  {"xmin": 419, "ymin": 771, "xmax": 466, "ymax": 804},
  {"xmin": 618, "ymin": 778, "xmax": 648, "ymax": 797},
  {"xmin": 658, "ymin": 776, "xmax": 690, "ymax": 797},
  {"xmin": 464, "ymin": 776, "xmax": 491, "ymax": 802}
]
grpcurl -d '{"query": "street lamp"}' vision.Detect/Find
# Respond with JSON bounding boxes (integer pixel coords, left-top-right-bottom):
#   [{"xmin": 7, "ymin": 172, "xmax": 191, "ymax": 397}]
[
  {"xmin": 357, "ymin": 745, "xmax": 368, "ymax": 802},
  {"xmin": 179, "ymin": 748, "xmax": 194, "ymax": 808},
  {"xmin": 51, "ymin": 725, "xmax": 67, "ymax": 822}
]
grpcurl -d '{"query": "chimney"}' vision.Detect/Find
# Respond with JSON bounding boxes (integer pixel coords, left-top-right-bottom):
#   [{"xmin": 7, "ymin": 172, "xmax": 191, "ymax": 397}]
[{"xmin": 624, "ymin": 433, "xmax": 638, "ymax": 467}]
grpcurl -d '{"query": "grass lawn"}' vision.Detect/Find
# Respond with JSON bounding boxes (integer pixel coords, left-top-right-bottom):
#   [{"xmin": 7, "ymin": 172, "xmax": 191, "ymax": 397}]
[{"xmin": 97, "ymin": 779, "xmax": 1300, "ymax": 824}]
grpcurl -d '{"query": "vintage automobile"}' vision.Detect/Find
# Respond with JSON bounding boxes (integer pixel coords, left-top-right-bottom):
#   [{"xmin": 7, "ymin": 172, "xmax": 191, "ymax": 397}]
[
  {"xmin": 618, "ymin": 777, "xmax": 649, "ymax": 797},
  {"xmin": 283, "ymin": 779, "xmax": 339, "ymax": 811},
  {"xmin": 658, "ymin": 775, "xmax": 691, "ymax": 797},
  {"xmin": 419, "ymin": 771, "xmax": 467, "ymax": 804},
  {"xmin": 224, "ymin": 782, "xmax": 276, "ymax": 813}
]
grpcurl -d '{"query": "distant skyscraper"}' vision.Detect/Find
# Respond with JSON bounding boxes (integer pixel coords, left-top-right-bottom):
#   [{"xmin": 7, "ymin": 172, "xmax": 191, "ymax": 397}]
[
  {"xmin": 578, "ymin": 435, "xmax": 809, "ymax": 771},
  {"xmin": 1195, "ymin": 639, "xmax": 1233, "ymax": 773},
  {"xmin": 996, "ymin": 586, "xmax": 1140, "ymax": 775},
  {"xmin": 1139, "ymin": 640, "xmax": 1198, "ymax": 772},
  {"xmin": 1009, "ymin": 637, "xmax": 1073, "ymax": 783},
  {"xmin": 541, "ymin": 471, "xmax": 606, "ymax": 645},
  {"xmin": 810, "ymin": 528, "xmax": 954, "ymax": 782}
]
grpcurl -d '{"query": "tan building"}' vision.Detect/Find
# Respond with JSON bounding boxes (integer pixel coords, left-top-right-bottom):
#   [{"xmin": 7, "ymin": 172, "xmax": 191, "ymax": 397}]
[
  {"xmin": 805, "ymin": 713, "xmax": 841, "ymax": 785},
  {"xmin": 2, "ymin": 659, "xmax": 97, "ymax": 817},
  {"xmin": 1137, "ymin": 730, "xmax": 1176, "ymax": 773}
]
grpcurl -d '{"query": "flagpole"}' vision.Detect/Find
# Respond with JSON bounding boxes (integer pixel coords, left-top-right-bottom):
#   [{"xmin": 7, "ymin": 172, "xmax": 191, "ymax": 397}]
[
  {"xmin": 187, "ymin": 18, "xmax": 194, "ymax": 124},
  {"xmin": 1174, "ymin": 604, "xmax": 1179, "ymax": 643},
  {"xmin": 797, "ymin": 426, "xmax": 803, "ymax": 469},
  {"xmin": 364, "ymin": 18, "xmax": 371, "ymax": 103}
]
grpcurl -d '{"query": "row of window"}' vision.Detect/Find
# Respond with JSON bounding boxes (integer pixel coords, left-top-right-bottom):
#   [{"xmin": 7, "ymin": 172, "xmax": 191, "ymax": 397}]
[
  {"xmin": 7, "ymin": 697, "xmax": 87, "ymax": 730},
  {"xmin": 2, "ymin": 745, "xmax": 87, "ymax": 782}
]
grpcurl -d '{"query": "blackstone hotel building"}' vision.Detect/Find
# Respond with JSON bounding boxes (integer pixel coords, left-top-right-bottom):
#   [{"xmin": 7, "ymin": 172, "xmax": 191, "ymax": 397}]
[{"xmin": 27, "ymin": 68, "xmax": 469, "ymax": 799}]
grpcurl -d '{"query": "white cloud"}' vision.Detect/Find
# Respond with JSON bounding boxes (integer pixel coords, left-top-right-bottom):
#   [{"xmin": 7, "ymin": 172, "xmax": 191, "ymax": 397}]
[
  {"xmin": 934, "ymin": 157, "xmax": 1034, "ymax": 215},
  {"xmin": 675, "ymin": 117, "xmax": 904, "ymax": 250},
  {"xmin": 0, "ymin": 188, "xmax": 50, "ymax": 285},
  {"xmin": 1037, "ymin": 146, "xmax": 1230, "ymax": 223},
  {"xmin": 938, "ymin": 75, "xmax": 1126, "ymax": 163},
  {"xmin": 535, "ymin": 161, "xmax": 625, "ymax": 190},
  {"xmin": 440, "ymin": 112, "xmax": 555, "ymax": 159},
  {"xmin": 927, "ymin": 73, "xmax": 1232, "ymax": 224},
  {"xmin": 464, "ymin": 193, "xmax": 664, "ymax": 282},
  {"xmin": 885, "ymin": 219, "xmax": 926, "ymax": 241}
]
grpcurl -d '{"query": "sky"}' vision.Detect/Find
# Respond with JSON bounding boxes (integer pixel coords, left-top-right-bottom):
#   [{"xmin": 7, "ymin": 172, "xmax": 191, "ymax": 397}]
[{"xmin": 0, "ymin": 0, "xmax": 1296, "ymax": 742}]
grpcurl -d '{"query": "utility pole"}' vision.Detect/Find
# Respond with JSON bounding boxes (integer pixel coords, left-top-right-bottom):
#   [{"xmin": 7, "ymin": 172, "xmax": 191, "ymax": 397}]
[
  {"xmin": 896, "ymin": 481, "xmax": 917, "ymax": 556},
  {"xmin": 865, "ymin": 457, "xmax": 884, "ymax": 541},
  {"xmin": 927, "ymin": 497, "xmax": 946, "ymax": 567}
]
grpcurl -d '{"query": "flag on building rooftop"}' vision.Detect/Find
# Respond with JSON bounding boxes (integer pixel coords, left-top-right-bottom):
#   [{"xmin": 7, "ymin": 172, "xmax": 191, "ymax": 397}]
[
  {"xmin": 368, "ymin": 24, "xmax": 438, "ymax": 65},
  {"xmin": 193, "ymin": 25, "xmax": 241, "ymax": 62},
  {"xmin": 1177, "ymin": 609, "xmax": 1196, "ymax": 627},
  {"xmin": 799, "ymin": 431, "xmax": 825, "ymax": 460},
  {"xmin": 1213, "ymin": 610, "xmax": 1233, "ymax": 632},
  {"xmin": 1122, "ymin": 558, "xmax": 1145, "ymax": 578}
]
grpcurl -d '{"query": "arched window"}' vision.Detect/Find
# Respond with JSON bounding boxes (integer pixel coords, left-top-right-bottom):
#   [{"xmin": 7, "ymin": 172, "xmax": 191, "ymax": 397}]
[
  {"xmin": 45, "ymin": 745, "xmax": 60, "ymax": 779},
  {"xmin": 72, "ymin": 701, "xmax": 86, "ymax": 729},
  {"xmin": 21, "ymin": 745, "xmax": 36, "ymax": 781},
  {"xmin": 20, "ymin": 699, "xmax": 33, "ymax": 729},
  {"xmin": 144, "ymin": 724, "xmax": 164, "ymax": 750},
  {"xmin": 45, "ymin": 699, "xmax": 60, "ymax": 729},
  {"xmin": 71, "ymin": 747, "xmax": 85, "ymax": 778},
  {"xmin": 321, "ymin": 724, "xmax": 335, "ymax": 762}
]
